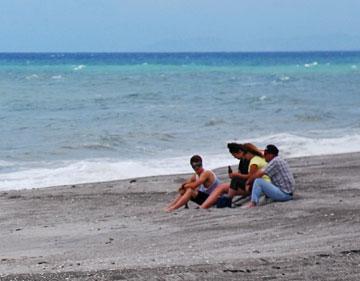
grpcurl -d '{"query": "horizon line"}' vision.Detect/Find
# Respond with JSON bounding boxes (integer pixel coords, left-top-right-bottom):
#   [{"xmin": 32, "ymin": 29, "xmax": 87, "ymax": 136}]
[{"xmin": 1, "ymin": 50, "xmax": 360, "ymax": 54}]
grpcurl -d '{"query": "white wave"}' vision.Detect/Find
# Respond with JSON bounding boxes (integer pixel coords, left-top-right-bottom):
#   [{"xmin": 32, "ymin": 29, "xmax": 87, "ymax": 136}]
[
  {"xmin": 259, "ymin": 95, "xmax": 267, "ymax": 101},
  {"xmin": 304, "ymin": 62, "xmax": 318, "ymax": 68},
  {"xmin": 272, "ymin": 75, "xmax": 290, "ymax": 85},
  {"xmin": 351, "ymin": 65, "xmax": 357, "ymax": 70},
  {"xmin": 0, "ymin": 153, "xmax": 234, "ymax": 191},
  {"xmin": 2, "ymin": 132, "xmax": 360, "ymax": 191},
  {"xmin": 0, "ymin": 160, "xmax": 14, "ymax": 166},
  {"xmin": 279, "ymin": 76, "xmax": 290, "ymax": 81},
  {"xmin": 25, "ymin": 74, "xmax": 39, "ymax": 80},
  {"xmin": 73, "ymin": 65, "xmax": 86, "ymax": 71},
  {"xmin": 241, "ymin": 132, "xmax": 360, "ymax": 158},
  {"xmin": 51, "ymin": 75, "xmax": 63, "ymax": 80}
]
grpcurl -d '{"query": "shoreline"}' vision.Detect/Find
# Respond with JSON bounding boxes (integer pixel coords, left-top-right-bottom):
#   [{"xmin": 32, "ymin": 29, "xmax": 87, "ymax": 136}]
[
  {"xmin": 1, "ymin": 152, "xmax": 360, "ymax": 280},
  {"xmin": 2, "ymin": 150, "xmax": 360, "ymax": 193}
]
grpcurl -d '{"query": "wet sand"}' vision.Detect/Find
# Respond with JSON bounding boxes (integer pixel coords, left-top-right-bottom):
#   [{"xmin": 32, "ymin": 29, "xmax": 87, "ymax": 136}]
[{"xmin": 1, "ymin": 152, "xmax": 360, "ymax": 280}]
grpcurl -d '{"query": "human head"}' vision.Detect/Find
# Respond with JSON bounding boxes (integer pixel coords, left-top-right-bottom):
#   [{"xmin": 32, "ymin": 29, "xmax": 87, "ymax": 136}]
[
  {"xmin": 190, "ymin": 155, "xmax": 203, "ymax": 171},
  {"xmin": 264, "ymin": 144, "xmax": 279, "ymax": 162},
  {"xmin": 227, "ymin": 142, "xmax": 247, "ymax": 159},
  {"xmin": 242, "ymin": 143, "xmax": 263, "ymax": 159}
]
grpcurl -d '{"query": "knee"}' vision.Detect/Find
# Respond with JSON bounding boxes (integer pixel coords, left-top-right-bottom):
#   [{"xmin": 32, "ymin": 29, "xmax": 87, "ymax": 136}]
[
  {"xmin": 217, "ymin": 183, "xmax": 227, "ymax": 190},
  {"xmin": 253, "ymin": 178, "xmax": 264, "ymax": 191},
  {"xmin": 213, "ymin": 184, "xmax": 227, "ymax": 195},
  {"xmin": 253, "ymin": 178, "xmax": 265, "ymax": 186},
  {"xmin": 219, "ymin": 184, "xmax": 229, "ymax": 193},
  {"xmin": 185, "ymin": 188, "xmax": 194, "ymax": 196}
]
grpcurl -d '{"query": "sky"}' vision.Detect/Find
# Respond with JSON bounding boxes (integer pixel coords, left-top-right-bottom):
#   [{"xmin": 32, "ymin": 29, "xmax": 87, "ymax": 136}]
[{"xmin": 0, "ymin": 0, "xmax": 360, "ymax": 52}]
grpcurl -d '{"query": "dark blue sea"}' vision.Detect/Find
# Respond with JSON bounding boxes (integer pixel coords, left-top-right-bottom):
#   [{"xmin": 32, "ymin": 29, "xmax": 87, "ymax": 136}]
[{"xmin": 1, "ymin": 52, "xmax": 360, "ymax": 189}]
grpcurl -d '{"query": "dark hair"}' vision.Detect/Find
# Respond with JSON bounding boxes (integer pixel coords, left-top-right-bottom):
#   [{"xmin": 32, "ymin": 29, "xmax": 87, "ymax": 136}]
[
  {"xmin": 265, "ymin": 144, "xmax": 279, "ymax": 156},
  {"xmin": 243, "ymin": 143, "xmax": 263, "ymax": 157},
  {"xmin": 190, "ymin": 155, "xmax": 202, "ymax": 165},
  {"xmin": 227, "ymin": 143, "xmax": 246, "ymax": 154}
]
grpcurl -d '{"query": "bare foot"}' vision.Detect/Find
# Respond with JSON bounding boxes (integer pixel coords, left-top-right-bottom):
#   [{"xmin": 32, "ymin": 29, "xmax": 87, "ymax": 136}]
[
  {"xmin": 165, "ymin": 206, "xmax": 177, "ymax": 212},
  {"xmin": 242, "ymin": 202, "xmax": 256, "ymax": 209}
]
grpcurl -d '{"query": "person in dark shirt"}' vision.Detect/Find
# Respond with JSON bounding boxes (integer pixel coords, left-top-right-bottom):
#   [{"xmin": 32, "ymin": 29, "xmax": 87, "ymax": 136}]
[
  {"xmin": 227, "ymin": 143, "xmax": 250, "ymax": 197},
  {"xmin": 200, "ymin": 143, "xmax": 250, "ymax": 208}
]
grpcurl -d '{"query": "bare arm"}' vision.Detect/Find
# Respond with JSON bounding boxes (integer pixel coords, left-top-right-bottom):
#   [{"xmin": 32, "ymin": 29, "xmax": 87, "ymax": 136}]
[
  {"xmin": 246, "ymin": 165, "xmax": 265, "ymax": 186},
  {"xmin": 184, "ymin": 170, "xmax": 210, "ymax": 190},
  {"xmin": 178, "ymin": 174, "xmax": 196, "ymax": 193},
  {"xmin": 244, "ymin": 164, "xmax": 264, "ymax": 192}
]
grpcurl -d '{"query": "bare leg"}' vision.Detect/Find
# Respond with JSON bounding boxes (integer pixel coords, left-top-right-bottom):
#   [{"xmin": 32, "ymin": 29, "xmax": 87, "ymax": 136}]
[
  {"xmin": 164, "ymin": 193, "xmax": 183, "ymax": 210},
  {"xmin": 166, "ymin": 188, "xmax": 195, "ymax": 212},
  {"xmin": 200, "ymin": 183, "xmax": 229, "ymax": 209},
  {"xmin": 228, "ymin": 188, "xmax": 249, "ymax": 198}
]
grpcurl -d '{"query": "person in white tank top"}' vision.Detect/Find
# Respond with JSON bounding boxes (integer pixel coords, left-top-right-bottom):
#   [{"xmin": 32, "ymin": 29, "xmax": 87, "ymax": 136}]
[{"xmin": 165, "ymin": 155, "xmax": 221, "ymax": 212}]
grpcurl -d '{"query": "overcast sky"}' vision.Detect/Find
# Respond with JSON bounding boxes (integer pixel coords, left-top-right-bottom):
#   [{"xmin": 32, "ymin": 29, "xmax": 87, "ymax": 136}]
[{"xmin": 1, "ymin": 0, "xmax": 360, "ymax": 52}]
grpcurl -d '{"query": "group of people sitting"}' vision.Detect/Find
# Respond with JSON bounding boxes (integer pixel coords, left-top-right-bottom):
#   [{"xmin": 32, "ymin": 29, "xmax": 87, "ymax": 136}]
[{"xmin": 165, "ymin": 143, "xmax": 295, "ymax": 212}]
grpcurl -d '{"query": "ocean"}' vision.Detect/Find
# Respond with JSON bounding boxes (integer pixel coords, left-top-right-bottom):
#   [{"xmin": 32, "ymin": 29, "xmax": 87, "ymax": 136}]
[{"xmin": 1, "ymin": 52, "xmax": 360, "ymax": 190}]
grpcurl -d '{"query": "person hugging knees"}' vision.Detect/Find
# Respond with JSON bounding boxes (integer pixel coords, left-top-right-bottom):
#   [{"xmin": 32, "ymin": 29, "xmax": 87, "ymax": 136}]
[
  {"xmin": 164, "ymin": 155, "xmax": 221, "ymax": 212},
  {"xmin": 244, "ymin": 144, "xmax": 295, "ymax": 208}
]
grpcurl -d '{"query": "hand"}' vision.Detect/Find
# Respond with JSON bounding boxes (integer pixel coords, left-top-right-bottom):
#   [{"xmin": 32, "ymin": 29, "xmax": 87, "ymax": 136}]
[{"xmin": 178, "ymin": 183, "xmax": 186, "ymax": 194}]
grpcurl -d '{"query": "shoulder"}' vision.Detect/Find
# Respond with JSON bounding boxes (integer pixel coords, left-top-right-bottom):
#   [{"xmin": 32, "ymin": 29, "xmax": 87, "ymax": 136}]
[
  {"xmin": 269, "ymin": 156, "xmax": 282, "ymax": 165},
  {"xmin": 250, "ymin": 156, "xmax": 265, "ymax": 166},
  {"xmin": 206, "ymin": 169, "xmax": 216, "ymax": 176},
  {"xmin": 266, "ymin": 156, "xmax": 282, "ymax": 169},
  {"xmin": 200, "ymin": 169, "xmax": 213, "ymax": 178}
]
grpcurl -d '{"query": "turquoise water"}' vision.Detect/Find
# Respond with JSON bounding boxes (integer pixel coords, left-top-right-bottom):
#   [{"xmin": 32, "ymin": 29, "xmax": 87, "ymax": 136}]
[{"xmin": 1, "ymin": 52, "xmax": 360, "ymax": 189}]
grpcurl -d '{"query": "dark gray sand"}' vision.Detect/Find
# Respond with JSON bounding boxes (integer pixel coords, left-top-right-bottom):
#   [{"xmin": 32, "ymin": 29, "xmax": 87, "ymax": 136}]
[{"xmin": 1, "ymin": 153, "xmax": 360, "ymax": 280}]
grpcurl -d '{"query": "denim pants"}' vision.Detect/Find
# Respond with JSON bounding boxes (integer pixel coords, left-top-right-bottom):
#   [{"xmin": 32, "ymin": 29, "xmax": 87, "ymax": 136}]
[{"xmin": 251, "ymin": 178, "xmax": 293, "ymax": 205}]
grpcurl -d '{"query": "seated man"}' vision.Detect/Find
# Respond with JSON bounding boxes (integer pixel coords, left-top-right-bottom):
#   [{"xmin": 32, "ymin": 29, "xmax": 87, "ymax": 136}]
[
  {"xmin": 245, "ymin": 144, "xmax": 295, "ymax": 208},
  {"xmin": 165, "ymin": 155, "xmax": 221, "ymax": 212}
]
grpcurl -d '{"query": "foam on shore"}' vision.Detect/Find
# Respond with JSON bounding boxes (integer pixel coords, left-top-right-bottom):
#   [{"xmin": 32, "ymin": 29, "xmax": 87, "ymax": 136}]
[{"xmin": 1, "ymin": 132, "xmax": 360, "ymax": 191}]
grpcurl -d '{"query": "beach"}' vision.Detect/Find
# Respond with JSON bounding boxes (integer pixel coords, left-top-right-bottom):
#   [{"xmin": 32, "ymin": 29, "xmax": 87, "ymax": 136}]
[{"xmin": 1, "ymin": 152, "xmax": 360, "ymax": 280}]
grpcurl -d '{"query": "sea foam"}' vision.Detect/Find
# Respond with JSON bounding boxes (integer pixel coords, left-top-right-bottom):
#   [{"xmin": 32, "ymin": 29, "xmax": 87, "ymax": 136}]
[
  {"xmin": 73, "ymin": 65, "xmax": 86, "ymax": 71},
  {"xmin": 2, "ymin": 132, "xmax": 360, "ymax": 191},
  {"xmin": 0, "ymin": 158, "xmax": 190, "ymax": 191},
  {"xmin": 51, "ymin": 75, "xmax": 63, "ymax": 80},
  {"xmin": 304, "ymin": 62, "xmax": 318, "ymax": 68},
  {"xmin": 245, "ymin": 132, "xmax": 360, "ymax": 158},
  {"xmin": 25, "ymin": 74, "xmax": 39, "ymax": 80}
]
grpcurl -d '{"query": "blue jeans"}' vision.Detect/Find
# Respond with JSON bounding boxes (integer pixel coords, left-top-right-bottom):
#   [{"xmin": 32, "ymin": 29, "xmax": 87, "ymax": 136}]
[{"xmin": 251, "ymin": 178, "xmax": 293, "ymax": 205}]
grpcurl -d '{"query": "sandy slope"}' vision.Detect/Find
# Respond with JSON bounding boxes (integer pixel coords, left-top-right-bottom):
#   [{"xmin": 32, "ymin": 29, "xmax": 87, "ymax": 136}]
[{"xmin": 1, "ymin": 152, "xmax": 360, "ymax": 280}]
